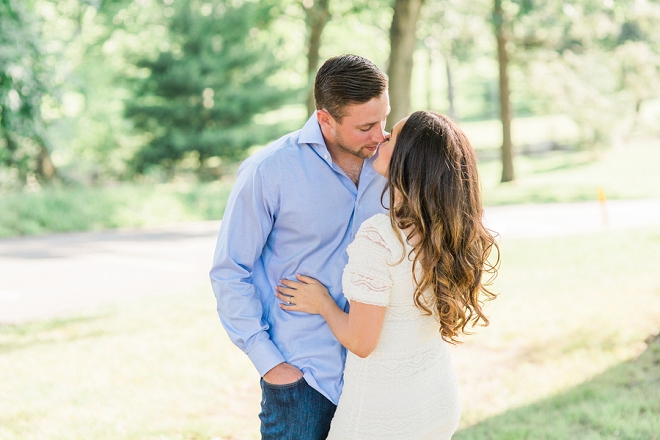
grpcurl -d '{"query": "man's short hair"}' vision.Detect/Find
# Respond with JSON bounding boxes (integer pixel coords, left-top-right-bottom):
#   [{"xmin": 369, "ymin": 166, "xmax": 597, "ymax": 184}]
[{"xmin": 314, "ymin": 54, "xmax": 388, "ymax": 122}]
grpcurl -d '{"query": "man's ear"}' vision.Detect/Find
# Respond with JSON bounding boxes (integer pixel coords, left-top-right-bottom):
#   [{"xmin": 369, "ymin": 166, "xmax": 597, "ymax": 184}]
[{"xmin": 316, "ymin": 109, "xmax": 335, "ymax": 132}]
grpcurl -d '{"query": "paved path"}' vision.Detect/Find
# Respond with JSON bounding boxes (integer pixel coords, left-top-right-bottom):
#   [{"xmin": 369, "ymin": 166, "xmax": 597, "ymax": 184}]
[
  {"xmin": 2, "ymin": 198, "xmax": 659, "ymax": 324},
  {"xmin": 0, "ymin": 221, "xmax": 221, "ymax": 324},
  {"xmin": 484, "ymin": 198, "xmax": 660, "ymax": 239}
]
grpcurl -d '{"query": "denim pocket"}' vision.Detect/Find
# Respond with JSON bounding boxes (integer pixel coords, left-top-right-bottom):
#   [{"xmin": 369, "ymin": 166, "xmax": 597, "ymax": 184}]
[
  {"xmin": 259, "ymin": 376, "xmax": 335, "ymax": 440},
  {"xmin": 261, "ymin": 376, "xmax": 305, "ymax": 390}
]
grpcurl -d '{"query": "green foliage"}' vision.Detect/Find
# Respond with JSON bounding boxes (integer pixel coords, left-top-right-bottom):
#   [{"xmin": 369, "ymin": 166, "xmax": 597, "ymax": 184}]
[
  {"xmin": 505, "ymin": 0, "xmax": 660, "ymax": 149},
  {"xmin": 0, "ymin": 0, "xmax": 51, "ymax": 186},
  {"xmin": 33, "ymin": 0, "xmax": 140, "ymax": 183},
  {"xmin": 418, "ymin": 0, "xmax": 492, "ymax": 63},
  {"xmin": 125, "ymin": 0, "xmax": 295, "ymax": 174},
  {"xmin": 0, "ymin": 0, "xmax": 659, "ymax": 185}
]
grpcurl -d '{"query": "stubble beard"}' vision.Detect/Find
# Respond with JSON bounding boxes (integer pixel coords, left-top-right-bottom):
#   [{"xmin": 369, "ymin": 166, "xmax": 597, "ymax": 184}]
[{"xmin": 335, "ymin": 132, "xmax": 378, "ymax": 160}]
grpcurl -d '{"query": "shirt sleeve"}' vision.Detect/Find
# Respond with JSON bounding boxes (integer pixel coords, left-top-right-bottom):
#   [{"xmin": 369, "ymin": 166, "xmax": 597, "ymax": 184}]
[
  {"xmin": 341, "ymin": 216, "xmax": 395, "ymax": 307},
  {"xmin": 209, "ymin": 160, "xmax": 285, "ymax": 376}
]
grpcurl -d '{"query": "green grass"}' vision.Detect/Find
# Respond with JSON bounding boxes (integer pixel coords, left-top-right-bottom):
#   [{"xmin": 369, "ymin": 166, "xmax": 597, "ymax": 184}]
[
  {"xmin": 0, "ymin": 288, "xmax": 262, "ymax": 440},
  {"xmin": 461, "ymin": 113, "xmax": 660, "ymax": 205},
  {"xmin": 461, "ymin": 115, "xmax": 580, "ymax": 151},
  {"xmin": 454, "ymin": 335, "xmax": 660, "ymax": 440},
  {"xmin": 0, "ymin": 181, "xmax": 233, "ymax": 237},
  {"xmin": 1, "ymin": 226, "xmax": 659, "ymax": 439},
  {"xmin": 478, "ymin": 138, "xmax": 660, "ymax": 205},
  {"xmin": 450, "ymin": 225, "xmax": 660, "ymax": 438}
]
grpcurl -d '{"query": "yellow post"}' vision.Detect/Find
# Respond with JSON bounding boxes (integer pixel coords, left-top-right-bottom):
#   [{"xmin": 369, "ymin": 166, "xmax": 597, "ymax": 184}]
[{"xmin": 597, "ymin": 187, "xmax": 608, "ymax": 228}]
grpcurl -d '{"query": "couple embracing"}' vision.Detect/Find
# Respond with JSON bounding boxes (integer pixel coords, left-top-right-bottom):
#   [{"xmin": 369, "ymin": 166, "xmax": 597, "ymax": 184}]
[{"xmin": 210, "ymin": 54, "xmax": 498, "ymax": 440}]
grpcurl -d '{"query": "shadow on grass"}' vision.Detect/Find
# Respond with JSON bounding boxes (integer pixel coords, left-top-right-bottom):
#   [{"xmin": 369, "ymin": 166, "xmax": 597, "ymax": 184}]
[
  {"xmin": 0, "ymin": 313, "xmax": 113, "ymax": 353},
  {"xmin": 455, "ymin": 333, "xmax": 660, "ymax": 440}
]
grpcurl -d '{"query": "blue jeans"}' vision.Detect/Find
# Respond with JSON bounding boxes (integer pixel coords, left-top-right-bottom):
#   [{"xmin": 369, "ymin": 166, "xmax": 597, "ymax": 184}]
[{"xmin": 259, "ymin": 377, "xmax": 336, "ymax": 440}]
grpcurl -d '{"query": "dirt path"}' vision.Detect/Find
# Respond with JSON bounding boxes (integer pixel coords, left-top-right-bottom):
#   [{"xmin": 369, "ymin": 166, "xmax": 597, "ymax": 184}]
[{"xmin": 2, "ymin": 198, "xmax": 659, "ymax": 324}]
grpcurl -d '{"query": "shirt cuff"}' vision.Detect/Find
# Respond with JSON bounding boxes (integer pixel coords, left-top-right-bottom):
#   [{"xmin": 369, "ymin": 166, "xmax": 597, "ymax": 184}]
[{"xmin": 248, "ymin": 339, "xmax": 287, "ymax": 377}]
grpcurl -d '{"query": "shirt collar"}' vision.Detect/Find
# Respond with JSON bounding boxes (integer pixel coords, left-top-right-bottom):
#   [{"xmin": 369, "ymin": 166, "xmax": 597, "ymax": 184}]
[
  {"xmin": 298, "ymin": 112, "xmax": 380, "ymax": 188},
  {"xmin": 299, "ymin": 113, "xmax": 326, "ymax": 147}
]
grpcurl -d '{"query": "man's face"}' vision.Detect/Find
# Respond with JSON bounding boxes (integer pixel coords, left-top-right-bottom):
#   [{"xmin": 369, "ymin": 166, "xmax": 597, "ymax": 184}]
[{"xmin": 328, "ymin": 92, "xmax": 390, "ymax": 160}]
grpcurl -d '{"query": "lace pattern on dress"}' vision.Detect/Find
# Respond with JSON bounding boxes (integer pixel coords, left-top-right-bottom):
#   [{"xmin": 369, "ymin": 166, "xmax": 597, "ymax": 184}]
[{"xmin": 342, "ymin": 216, "xmax": 396, "ymax": 307}]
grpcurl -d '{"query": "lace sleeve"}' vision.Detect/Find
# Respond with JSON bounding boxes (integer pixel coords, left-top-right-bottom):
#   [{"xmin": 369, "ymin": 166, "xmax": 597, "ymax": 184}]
[{"xmin": 341, "ymin": 216, "xmax": 396, "ymax": 307}]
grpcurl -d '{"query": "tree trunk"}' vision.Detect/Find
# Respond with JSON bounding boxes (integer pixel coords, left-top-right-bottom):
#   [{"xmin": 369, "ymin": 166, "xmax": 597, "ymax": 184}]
[
  {"xmin": 426, "ymin": 49, "xmax": 433, "ymax": 111},
  {"xmin": 444, "ymin": 53, "xmax": 456, "ymax": 120},
  {"xmin": 36, "ymin": 143, "xmax": 56, "ymax": 181},
  {"xmin": 387, "ymin": 0, "xmax": 425, "ymax": 128},
  {"xmin": 305, "ymin": 0, "xmax": 330, "ymax": 116},
  {"xmin": 625, "ymin": 97, "xmax": 643, "ymax": 141},
  {"xmin": 494, "ymin": 0, "xmax": 514, "ymax": 182}
]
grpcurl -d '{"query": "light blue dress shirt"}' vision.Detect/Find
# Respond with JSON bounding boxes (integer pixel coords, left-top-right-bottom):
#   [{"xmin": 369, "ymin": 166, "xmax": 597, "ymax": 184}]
[{"xmin": 210, "ymin": 114, "xmax": 388, "ymax": 404}]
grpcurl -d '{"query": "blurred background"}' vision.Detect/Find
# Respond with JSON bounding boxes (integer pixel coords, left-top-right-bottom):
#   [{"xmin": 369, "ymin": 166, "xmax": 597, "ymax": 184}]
[{"xmin": 1, "ymin": 0, "xmax": 660, "ymax": 439}]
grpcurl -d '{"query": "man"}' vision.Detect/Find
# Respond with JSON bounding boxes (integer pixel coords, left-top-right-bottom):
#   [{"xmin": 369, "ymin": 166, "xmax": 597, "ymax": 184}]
[{"xmin": 210, "ymin": 54, "xmax": 390, "ymax": 439}]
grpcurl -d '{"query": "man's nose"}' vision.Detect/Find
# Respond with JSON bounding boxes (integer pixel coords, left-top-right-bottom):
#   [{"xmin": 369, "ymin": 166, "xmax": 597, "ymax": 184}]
[{"xmin": 373, "ymin": 128, "xmax": 388, "ymax": 143}]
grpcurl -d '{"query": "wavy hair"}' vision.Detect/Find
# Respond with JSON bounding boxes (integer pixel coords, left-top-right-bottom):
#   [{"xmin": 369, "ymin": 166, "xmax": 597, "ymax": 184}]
[{"xmin": 387, "ymin": 111, "xmax": 499, "ymax": 344}]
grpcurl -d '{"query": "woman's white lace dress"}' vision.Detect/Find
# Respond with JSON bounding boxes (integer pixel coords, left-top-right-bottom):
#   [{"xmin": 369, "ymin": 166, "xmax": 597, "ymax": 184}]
[{"xmin": 327, "ymin": 214, "xmax": 461, "ymax": 440}]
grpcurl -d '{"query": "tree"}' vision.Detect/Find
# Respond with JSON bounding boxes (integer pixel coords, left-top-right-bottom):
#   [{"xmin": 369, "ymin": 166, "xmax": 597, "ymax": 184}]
[
  {"xmin": 507, "ymin": 0, "xmax": 660, "ymax": 150},
  {"xmin": 125, "ymin": 0, "xmax": 294, "ymax": 175},
  {"xmin": 304, "ymin": 0, "xmax": 331, "ymax": 116},
  {"xmin": 29, "ymin": 0, "xmax": 139, "ymax": 183},
  {"xmin": 493, "ymin": 0, "xmax": 514, "ymax": 182},
  {"xmin": 387, "ymin": 0, "xmax": 426, "ymax": 127},
  {"xmin": 417, "ymin": 0, "xmax": 493, "ymax": 120},
  {"xmin": 0, "ymin": 0, "xmax": 56, "ymax": 186}
]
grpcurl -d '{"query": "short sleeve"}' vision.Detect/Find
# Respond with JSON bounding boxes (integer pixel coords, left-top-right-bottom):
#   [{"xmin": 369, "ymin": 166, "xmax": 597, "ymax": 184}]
[{"xmin": 342, "ymin": 215, "xmax": 397, "ymax": 307}]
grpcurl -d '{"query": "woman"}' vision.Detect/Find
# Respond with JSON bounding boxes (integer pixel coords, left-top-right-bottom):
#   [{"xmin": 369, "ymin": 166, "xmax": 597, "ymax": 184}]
[{"xmin": 275, "ymin": 111, "xmax": 499, "ymax": 439}]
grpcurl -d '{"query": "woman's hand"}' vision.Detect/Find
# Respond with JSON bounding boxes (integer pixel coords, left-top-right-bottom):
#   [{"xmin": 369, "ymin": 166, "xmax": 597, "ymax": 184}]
[{"xmin": 276, "ymin": 274, "xmax": 334, "ymax": 315}]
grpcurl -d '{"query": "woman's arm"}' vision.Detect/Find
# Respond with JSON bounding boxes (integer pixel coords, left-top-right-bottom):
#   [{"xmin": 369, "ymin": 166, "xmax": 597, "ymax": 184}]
[{"xmin": 276, "ymin": 275, "xmax": 386, "ymax": 358}]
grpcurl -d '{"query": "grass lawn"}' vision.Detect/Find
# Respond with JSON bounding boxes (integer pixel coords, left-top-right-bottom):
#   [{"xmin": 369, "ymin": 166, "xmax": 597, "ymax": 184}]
[
  {"xmin": 0, "ymin": 181, "xmax": 234, "ymax": 237},
  {"xmin": 2, "ymin": 226, "xmax": 659, "ymax": 439},
  {"xmin": 451, "ymin": 225, "xmax": 660, "ymax": 438},
  {"xmin": 477, "ymin": 137, "xmax": 660, "ymax": 206},
  {"xmin": 0, "ymin": 287, "xmax": 262, "ymax": 440},
  {"xmin": 455, "ymin": 334, "xmax": 660, "ymax": 439}
]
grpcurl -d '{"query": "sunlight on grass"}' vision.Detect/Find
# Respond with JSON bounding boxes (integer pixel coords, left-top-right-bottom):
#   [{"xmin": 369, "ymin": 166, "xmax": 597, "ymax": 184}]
[
  {"xmin": 479, "ymin": 138, "xmax": 660, "ymax": 205},
  {"xmin": 450, "ymin": 225, "xmax": 660, "ymax": 436},
  {"xmin": 1, "ymin": 227, "xmax": 659, "ymax": 439},
  {"xmin": 0, "ymin": 288, "xmax": 261, "ymax": 440},
  {"xmin": 460, "ymin": 115, "xmax": 580, "ymax": 150},
  {"xmin": 455, "ymin": 335, "xmax": 660, "ymax": 439}
]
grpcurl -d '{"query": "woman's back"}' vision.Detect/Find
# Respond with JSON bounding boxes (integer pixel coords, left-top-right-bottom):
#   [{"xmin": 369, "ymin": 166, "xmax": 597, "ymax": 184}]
[{"xmin": 327, "ymin": 213, "xmax": 461, "ymax": 440}]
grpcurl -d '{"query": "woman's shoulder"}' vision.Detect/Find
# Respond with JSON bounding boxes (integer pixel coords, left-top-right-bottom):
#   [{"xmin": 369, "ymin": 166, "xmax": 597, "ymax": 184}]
[
  {"xmin": 358, "ymin": 213, "xmax": 396, "ymax": 236},
  {"xmin": 353, "ymin": 214, "xmax": 401, "ymax": 257}
]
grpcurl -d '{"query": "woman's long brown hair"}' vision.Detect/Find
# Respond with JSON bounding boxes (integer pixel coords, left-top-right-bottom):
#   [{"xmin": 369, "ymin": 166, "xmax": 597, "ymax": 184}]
[{"xmin": 387, "ymin": 111, "xmax": 499, "ymax": 344}]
